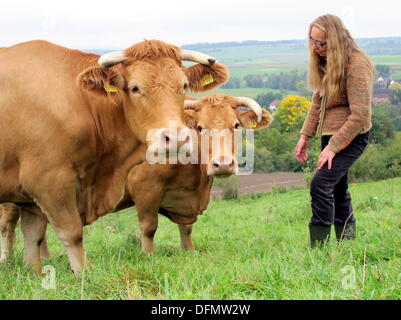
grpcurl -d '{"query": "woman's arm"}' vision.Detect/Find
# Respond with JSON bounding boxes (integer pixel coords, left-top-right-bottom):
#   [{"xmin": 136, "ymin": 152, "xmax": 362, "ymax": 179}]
[
  {"xmin": 300, "ymin": 92, "xmax": 322, "ymax": 138},
  {"xmin": 328, "ymin": 55, "xmax": 373, "ymax": 153}
]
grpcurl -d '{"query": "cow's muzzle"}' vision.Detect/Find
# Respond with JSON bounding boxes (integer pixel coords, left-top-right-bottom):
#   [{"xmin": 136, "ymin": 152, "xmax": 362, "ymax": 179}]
[
  {"xmin": 147, "ymin": 127, "xmax": 193, "ymax": 161},
  {"xmin": 207, "ymin": 156, "xmax": 238, "ymax": 177}
]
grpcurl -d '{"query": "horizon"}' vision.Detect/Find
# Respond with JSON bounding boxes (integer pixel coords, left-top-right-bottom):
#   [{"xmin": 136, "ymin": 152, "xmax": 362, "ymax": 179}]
[{"xmin": 79, "ymin": 36, "xmax": 401, "ymax": 52}]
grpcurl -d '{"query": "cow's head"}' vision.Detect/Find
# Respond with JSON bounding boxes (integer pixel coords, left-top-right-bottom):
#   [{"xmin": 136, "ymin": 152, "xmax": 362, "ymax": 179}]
[
  {"xmin": 184, "ymin": 94, "xmax": 273, "ymax": 176},
  {"xmin": 77, "ymin": 40, "xmax": 228, "ymax": 155}
]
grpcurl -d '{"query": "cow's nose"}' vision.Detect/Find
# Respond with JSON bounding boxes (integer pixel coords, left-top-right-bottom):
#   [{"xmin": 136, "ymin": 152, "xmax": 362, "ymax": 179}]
[
  {"xmin": 160, "ymin": 127, "xmax": 193, "ymax": 153},
  {"xmin": 162, "ymin": 130, "xmax": 171, "ymax": 145},
  {"xmin": 208, "ymin": 157, "xmax": 238, "ymax": 176}
]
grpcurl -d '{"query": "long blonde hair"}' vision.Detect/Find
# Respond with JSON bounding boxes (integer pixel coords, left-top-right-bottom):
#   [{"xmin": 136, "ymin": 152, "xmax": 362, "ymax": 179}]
[{"xmin": 308, "ymin": 14, "xmax": 374, "ymax": 100}]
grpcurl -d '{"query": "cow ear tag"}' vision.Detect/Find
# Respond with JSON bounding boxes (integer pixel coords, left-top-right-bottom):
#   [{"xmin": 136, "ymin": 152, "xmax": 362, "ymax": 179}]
[
  {"xmin": 201, "ymin": 74, "xmax": 214, "ymax": 87},
  {"xmin": 104, "ymin": 83, "xmax": 118, "ymax": 93},
  {"xmin": 252, "ymin": 122, "xmax": 258, "ymax": 129}
]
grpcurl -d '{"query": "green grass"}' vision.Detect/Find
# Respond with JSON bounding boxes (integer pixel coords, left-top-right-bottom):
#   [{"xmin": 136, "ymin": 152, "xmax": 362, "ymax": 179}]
[
  {"xmin": 1, "ymin": 178, "xmax": 400, "ymax": 300},
  {"xmin": 371, "ymin": 55, "xmax": 401, "ymax": 64},
  {"xmin": 392, "ymin": 73, "xmax": 401, "ymax": 80}
]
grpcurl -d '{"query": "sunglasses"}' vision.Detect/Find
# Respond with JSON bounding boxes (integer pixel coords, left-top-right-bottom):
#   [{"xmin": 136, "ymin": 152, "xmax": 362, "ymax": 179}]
[{"xmin": 309, "ymin": 36, "xmax": 327, "ymax": 49}]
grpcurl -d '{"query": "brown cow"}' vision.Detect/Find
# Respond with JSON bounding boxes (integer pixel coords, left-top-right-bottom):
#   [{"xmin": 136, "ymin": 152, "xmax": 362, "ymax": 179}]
[
  {"xmin": 126, "ymin": 94, "xmax": 273, "ymax": 253},
  {"xmin": 0, "ymin": 40, "xmax": 228, "ymax": 273},
  {"xmin": 1, "ymin": 94, "xmax": 271, "ymax": 264}
]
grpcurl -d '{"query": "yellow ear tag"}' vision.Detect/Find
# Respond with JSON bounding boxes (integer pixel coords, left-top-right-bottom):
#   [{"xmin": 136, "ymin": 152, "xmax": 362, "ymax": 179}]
[
  {"xmin": 252, "ymin": 122, "xmax": 257, "ymax": 129},
  {"xmin": 104, "ymin": 84, "xmax": 118, "ymax": 93},
  {"xmin": 201, "ymin": 74, "xmax": 215, "ymax": 87}
]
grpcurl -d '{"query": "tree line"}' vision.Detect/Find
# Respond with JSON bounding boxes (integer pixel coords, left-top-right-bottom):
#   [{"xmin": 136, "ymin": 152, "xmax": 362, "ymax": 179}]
[
  {"xmin": 181, "ymin": 37, "xmax": 401, "ymax": 55},
  {"xmin": 221, "ymin": 70, "xmax": 308, "ymax": 92}
]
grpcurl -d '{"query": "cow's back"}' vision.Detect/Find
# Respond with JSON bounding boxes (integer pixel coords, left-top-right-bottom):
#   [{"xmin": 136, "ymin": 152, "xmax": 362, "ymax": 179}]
[{"xmin": 0, "ymin": 41, "xmax": 99, "ymax": 200}]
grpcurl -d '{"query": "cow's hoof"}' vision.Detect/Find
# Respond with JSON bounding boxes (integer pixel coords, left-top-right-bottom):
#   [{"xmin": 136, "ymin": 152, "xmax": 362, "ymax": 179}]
[{"xmin": 142, "ymin": 250, "xmax": 154, "ymax": 257}]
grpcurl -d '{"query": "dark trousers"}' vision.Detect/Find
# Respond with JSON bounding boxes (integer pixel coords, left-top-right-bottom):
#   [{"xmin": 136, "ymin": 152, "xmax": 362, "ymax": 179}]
[{"xmin": 309, "ymin": 132, "xmax": 369, "ymax": 227}]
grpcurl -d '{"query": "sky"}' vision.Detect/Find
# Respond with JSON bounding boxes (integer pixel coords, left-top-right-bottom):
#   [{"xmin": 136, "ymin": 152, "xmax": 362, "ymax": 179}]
[{"xmin": 1, "ymin": 0, "xmax": 400, "ymax": 50}]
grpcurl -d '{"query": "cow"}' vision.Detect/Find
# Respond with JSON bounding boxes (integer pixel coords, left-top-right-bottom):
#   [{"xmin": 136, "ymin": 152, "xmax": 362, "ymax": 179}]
[
  {"xmin": 0, "ymin": 39, "xmax": 228, "ymax": 273},
  {"xmin": 126, "ymin": 94, "xmax": 273, "ymax": 253},
  {"xmin": 1, "ymin": 94, "xmax": 272, "ymax": 262}
]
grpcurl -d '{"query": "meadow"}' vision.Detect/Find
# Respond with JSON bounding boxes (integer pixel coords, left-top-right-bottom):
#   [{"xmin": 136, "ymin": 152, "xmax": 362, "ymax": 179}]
[
  {"xmin": 193, "ymin": 43, "xmax": 401, "ymax": 77},
  {"xmin": 0, "ymin": 177, "xmax": 400, "ymax": 300}
]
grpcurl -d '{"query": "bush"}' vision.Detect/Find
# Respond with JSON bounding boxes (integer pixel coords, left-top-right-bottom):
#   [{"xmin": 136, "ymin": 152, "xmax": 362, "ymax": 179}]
[
  {"xmin": 350, "ymin": 144, "xmax": 388, "ymax": 181},
  {"xmin": 216, "ymin": 176, "xmax": 239, "ymax": 200},
  {"xmin": 350, "ymin": 132, "xmax": 401, "ymax": 182},
  {"xmin": 274, "ymin": 95, "xmax": 311, "ymax": 133},
  {"xmin": 254, "ymin": 147, "xmax": 275, "ymax": 172},
  {"xmin": 370, "ymin": 110, "xmax": 395, "ymax": 145}
]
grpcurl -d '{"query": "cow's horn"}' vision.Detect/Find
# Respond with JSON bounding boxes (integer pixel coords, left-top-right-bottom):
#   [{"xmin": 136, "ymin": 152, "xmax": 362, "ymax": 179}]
[
  {"xmin": 181, "ymin": 49, "xmax": 216, "ymax": 66},
  {"xmin": 184, "ymin": 100, "xmax": 200, "ymax": 110},
  {"xmin": 235, "ymin": 97, "xmax": 263, "ymax": 122},
  {"xmin": 98, "ymin": 51, "xmax": 127, "ymax": 69}
]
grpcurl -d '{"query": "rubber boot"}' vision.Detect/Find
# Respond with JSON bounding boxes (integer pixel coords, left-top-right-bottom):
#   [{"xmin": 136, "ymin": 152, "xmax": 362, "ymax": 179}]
[
  {"xmin": 334, "ymin": 222, "xmax": 356, "ymax": 241},
  {"xmin": 309, "ymin": 225, "xmax": 331, "ymax": 248}
]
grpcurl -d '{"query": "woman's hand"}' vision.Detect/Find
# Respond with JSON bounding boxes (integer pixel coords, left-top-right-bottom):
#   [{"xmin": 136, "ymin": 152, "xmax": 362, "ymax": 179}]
[
  {"xmin": 295, "ymin": 134, "xmax": 309, "ymax": 163},
  {"xmin": 317, "ymin": 145, "xmax": 336, "ymax": 169}
]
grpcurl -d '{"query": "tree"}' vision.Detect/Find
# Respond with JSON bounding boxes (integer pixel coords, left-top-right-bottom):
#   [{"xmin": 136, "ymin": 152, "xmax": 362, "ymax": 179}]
[
  {"xmin": 390, "ymin": 88, "xmax": 401, "ymax": 105},
  {"xmin": 255, "ymin": 92, "xmax": 283, "ymax": 108},
  {"xmin": 370, "ymin": 111, "xmax": 395, "ymax": 145},
  {"xmin": 274, "ymin": 95, "xmax": 311, "ymax": 132},
  {"xmin": 375, "ymin": 64, "xmax": 390, "ymax": 78},
  {"xmin": 389, "ymin": 82, "xmax": 401, "ymax": 90},
  {"xmin": 221, "ymin": 77, "xmax": 241, "ymax": 89},
  {"xmin": 295, "ymin": 80, "xmax": 312, "ymax": 98}
]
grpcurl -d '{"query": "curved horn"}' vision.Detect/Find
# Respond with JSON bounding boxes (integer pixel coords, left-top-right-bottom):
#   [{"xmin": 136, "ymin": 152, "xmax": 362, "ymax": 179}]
[
  {"xmin": 235, "ymin": 97, "xmax": 263, "ymax": 122},
  {"xmin": 98, "ymin": 51, "xmax": 127, "ymax": 69},
  {"xmin": 184, "ymin": 100, "xmax": 200, "ymax": 110},
  {"xmin": 181, "ymin": 49, "xmax": 216, "ymax": 66}
]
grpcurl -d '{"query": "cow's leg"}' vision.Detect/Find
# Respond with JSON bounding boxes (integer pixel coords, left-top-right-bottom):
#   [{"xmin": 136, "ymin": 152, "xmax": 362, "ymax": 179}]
[
  {"xmin": 20, "ymin": 206, "xmax": 48, "ymax": 274},
  {"xmin": 40, "ymin": 234, "xmax": 51, "ymax": 259},
  {"xmin": 42, "ymin": 201, "xmax": 85, "ymax": 274},
  {"xmin": 178, "ymin": 224, "xmax": 195, "ymax": 251},
  {"xmin": 128, "ymin": 167, "xmax": 165, "ymax": 255},
  {"xmin": 137, "ymin": 208, "xmax": 159, "ymax": 255},
  {"xmin": 0, "ymin": 203, "xmax": 20, "ymax": 263},
  {"xmin": 21, "ymin": 167, "xmax": 85, "ymax": 273}
]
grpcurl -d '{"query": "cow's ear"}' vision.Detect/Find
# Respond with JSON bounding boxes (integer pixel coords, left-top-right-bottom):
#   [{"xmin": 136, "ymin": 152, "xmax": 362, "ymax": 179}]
[
  {"xmin": 77, "ymin": 67, "xmax": 125, "ymax": 96},
  {"xmin": 184, "ymin": 109, "xmax": 197, "ymax": 128},
  {"xmin": 238, "ymin": 108, "xmax": 273, "ymax": 130},
  {"xmin": 185, "ymin": 63, "xmax": 229, "ymax": 92}
]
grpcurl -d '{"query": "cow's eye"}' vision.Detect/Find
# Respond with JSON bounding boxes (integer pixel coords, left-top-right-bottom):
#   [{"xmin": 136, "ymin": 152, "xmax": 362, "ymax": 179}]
[
  {"xmin": 234, "ymin": 123, "xmax": 240, "ymax": 129},
  {"xmin": 183, "ymin": 82, "xmax": 189, "ymax": 90},
  {"xmin": 131, "ymin": 86, "xmax": 140, "ymax": 94},
  {"xmin": 197, "ymin": 125, "xmax": 203, "ymax": 132}
]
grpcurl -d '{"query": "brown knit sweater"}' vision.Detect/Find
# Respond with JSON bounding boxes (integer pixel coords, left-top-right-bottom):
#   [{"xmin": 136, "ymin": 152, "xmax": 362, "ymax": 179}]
[{"xmin": 300, "ymin": 52, "xmax": 373, "ymax": 153}]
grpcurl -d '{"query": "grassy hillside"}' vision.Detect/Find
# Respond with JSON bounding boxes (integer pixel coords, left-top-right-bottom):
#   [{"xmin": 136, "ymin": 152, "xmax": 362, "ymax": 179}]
[
  {"xmin": 0, "ymin": 178, "xmax": 400, "ymax": 300},
  {"xmin": 183, "ymin": 39, "xmax": 401, "ymax": 80}
]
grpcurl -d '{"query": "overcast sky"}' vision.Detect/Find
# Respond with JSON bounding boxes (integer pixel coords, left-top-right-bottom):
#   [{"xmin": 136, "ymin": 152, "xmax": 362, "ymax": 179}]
[{"xmin": 1, "ymin": 0, "xmax": 400, "ymax": 50}]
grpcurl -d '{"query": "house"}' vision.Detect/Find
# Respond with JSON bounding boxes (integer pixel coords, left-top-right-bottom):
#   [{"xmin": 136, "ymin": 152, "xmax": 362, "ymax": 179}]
[
  {"xmin": 374, "ymin": 77, "xmax": 391, "ymax": 89},
  {"xmin": 269, "ymin": 99, "xmax": 281, "ymax": 112}
]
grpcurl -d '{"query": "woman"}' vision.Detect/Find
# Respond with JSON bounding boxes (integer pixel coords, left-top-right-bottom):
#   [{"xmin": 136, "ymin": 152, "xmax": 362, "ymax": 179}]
[{"xmin": 295, "ymin": 14, "xmax": 374, "ymax": 248}]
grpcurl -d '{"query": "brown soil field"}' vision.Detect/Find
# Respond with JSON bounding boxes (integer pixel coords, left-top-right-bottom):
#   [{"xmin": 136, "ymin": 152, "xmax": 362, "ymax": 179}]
[{"xmin": 211, "ymin": 173, "xmax": 306, "ymax": 199}]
